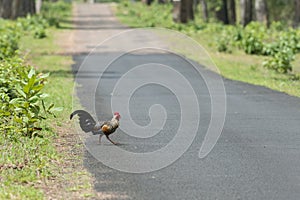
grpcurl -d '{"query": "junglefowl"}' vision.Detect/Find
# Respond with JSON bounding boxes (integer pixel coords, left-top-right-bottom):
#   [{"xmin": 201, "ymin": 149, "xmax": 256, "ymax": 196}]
[{"xmin": 70, "ymin": 110, "xmax": 121, "ymax": 145}]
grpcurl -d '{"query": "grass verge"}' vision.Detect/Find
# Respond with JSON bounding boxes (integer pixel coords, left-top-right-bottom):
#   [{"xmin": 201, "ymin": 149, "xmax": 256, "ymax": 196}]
[
  {"xmin": 20, "ymin": 23, "xmax": 96, "ymax": 200},
  {"xmin": 0, "ymin": 6, "xmax": 95, "ymax": 200},
  {"xmin": 115, "ymin": 2, "xmax": 300, "ymax": 97}
]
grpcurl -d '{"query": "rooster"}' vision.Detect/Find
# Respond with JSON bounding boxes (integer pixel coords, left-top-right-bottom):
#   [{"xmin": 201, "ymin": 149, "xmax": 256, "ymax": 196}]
[{"xmin": 70, "ymin": 110, "xmax": 121, "ymax": 145}]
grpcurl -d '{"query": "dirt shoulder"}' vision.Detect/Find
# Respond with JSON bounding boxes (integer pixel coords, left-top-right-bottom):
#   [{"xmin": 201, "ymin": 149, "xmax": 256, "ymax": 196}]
[
  {"xmin": 37, "ymin": 4, "xmax": 98, "ymax": 200},
  {"xmin": 41, "ymin": 2, "xmax": 127, "ymax": 199}
]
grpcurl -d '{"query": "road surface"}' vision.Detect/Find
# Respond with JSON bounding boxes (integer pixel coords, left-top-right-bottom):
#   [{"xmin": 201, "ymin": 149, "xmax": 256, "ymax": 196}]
[{"xmin": 71, "ymin": 3, "xmax": 300, "ymax": 200}]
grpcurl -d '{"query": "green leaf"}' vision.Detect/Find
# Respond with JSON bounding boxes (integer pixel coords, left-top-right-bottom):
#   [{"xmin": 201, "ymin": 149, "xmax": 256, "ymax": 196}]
[
  {"xmin": 47, "ymin": 103, "xmax": 54, "ymax": 111},
  {"xmin": 29, "ymin": 96, "xmax": 39, "ymax": 103},
  {"xmin": 51, "ymin": 107, "xmax": 63, "ymax": 112},
  {"xmin": 28, "ymin": 68, "xmax": 35, "ymax": 78},
  {"xmin": 14, "ymin": 116, "xmax": 22, "ymax": 123},
  {"xmin": 16, "ymin": 87, "xmax": 27, "ymax": 98},
  {"xmin": 42, "ymin": 99, "xmax": 46, "ymax": 112},
  {"xmin": 2, "ymin": 111, "xmax": 11, "ymax": 116},
  {"xmin": 32, "ymin": 84, "xmax": 44, "ymax": 92},
  {"xmin": 40, "ymin": 93, "xmax": 49, "ymax": 99},
  {"xmin": 23, "ymin": 116, "xmax": 29, "ymax": 123},
  {"xmin": 30, "ymin": 105, "xmax": 40, "ymax": 116},
  {"xmin": 24, "ymin": 75, "xmax": 36, "ymax": 95},
  {"xmin": 10, "ymin": 98, "xmax": 22, "ymax": 104},
  {"xmin": 38, "ymin": 72, "xmax": 50, "ymax": 79}
]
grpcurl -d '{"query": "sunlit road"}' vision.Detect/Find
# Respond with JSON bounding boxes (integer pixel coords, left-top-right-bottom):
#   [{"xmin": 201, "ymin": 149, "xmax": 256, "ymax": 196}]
[{"xmin": 71, "ymin": 3, "xmax": 300, "ymax": 200}]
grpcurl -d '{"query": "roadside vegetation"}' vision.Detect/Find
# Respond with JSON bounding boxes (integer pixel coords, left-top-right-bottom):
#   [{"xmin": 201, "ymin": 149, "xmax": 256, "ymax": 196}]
[
  {"xmin": 116, "ymin": 1, "xmax": 300, "ymax": 97},
  {"xmin": 0, "ymin": 1, "xmax": 94, "ymax": 199}
]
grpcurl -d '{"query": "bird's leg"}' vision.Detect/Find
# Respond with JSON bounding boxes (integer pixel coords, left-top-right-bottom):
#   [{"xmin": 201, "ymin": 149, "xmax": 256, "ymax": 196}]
[
  {"xmin": 106, "ymin": 135, "xmax": 118, "ymax": 145},
  {"xmin": 98, "ymin": 134, "xmax": 103, "ymax": 145}
]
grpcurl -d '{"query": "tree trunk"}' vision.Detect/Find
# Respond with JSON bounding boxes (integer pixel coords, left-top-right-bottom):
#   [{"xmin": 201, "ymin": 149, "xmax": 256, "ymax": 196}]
[
  {"xmin": 30, "ymin": 0, "xmax": 36, "ymax": 14},
  {"xmin": 36, "ymin": 0, "xmax": 42, "ymax": 14},
  {"xmin": 11, "ymin": 0, "xmax": 21, "ymax": 19},
  {"xmin": 255, "ymin": 0, "xmax": 269, "ymax": 26},
  {"xmin": 0, "ymin": 0, "xmax": 12, "ymax": 19},
  {"xmin": 23, "ymin": 0, "xmax": 35, "ymax": 15},
  {"xmin": 240, "ymin": 0, "xmax": 253, "ymax": 26},
  {"xmin": 0, "ymin": 0, "xmax": 36, "ymax": 19},
  {"xmin": 201, "ymin": 0, "xmax": 209, "ymax": 22},
  {"xmin": 187, "ymin": 0, "xmax": 194, "ymax": 20},
  {"xmin": 172, "ymin": 0, "xmax": 180, "ymax": 22},
  {"xmin": 193, "ymin": 0, "xmax": 199, "ymax": 13},
  {"xmin": 21, "ymin": 0, "xmax": 28, "ymax": 17},
  {"xmin": 142, "ymin": 0, "xmax": 154, "ymax": 5},
  {"xmin": 228, "ymin": 0, "xmax": 236, "ymax": 24},
  {"xmin": 180, "ymin": 0, "xmax": 194, "ymax": 23},
  {"xmin": 216, "ymin": 0, "xmax": 229, "ymax": 24},
  {"xmin": 293, "ymin": 0, "xmax": 300, "ymax": 27},
  {"xmin": 180, "ymin": 0, "xmax": 189, "ymax": 23}
]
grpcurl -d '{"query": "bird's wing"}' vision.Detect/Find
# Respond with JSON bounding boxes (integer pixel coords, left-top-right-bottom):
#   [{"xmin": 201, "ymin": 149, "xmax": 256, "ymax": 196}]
[
  {"xmin": 70, "ymin": 110, "xmax": 96, "ymax": 133},
  {"xmin": 101, "ymin": 120, "xmax": 119, "ymax": 135}
]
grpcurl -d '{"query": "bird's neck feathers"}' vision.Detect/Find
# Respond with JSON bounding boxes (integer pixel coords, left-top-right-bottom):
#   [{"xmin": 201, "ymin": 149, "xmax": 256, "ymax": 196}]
[
  {"xmin": 110, "ymin": 116, "xmax": 120, "ymax": 127},
  {"xmin": 113, "ymin": 115, "xmax": 120, "ymax": 121}
]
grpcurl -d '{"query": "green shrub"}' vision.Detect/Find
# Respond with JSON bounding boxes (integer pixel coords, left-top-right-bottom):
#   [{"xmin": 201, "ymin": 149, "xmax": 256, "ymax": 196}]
[
  {"xmin": 262, "ymin": 29, "xmax": 300, "ymax": 73},
  {"xmin": 241, "ymin": 22, "xmax": 268, "ymax": 55},
  {"xmin": 0, "ymin": 27, "xmax": 20, "ymax": 60},
  {"xmin": 0, "ymin": 58, "xmax": 59, "ymax": 137},
  {"xmin": 41, "ymin": 0, "xmax": 71, "ymax": 27},
  {"xmin": 17, "ymin": 15, "xmax": 48, "ymax": 31},
  {"xmin": 215, "ymin": 25, "xmax": 242, "ymax": 53},
  {"xmin": 216, "ymin": 37, "xmax": 229, "ymax": 52},
  {"xmin": 0, "ymin": 15, "xmax": 50, "ymax": 60},
  {"xmin": 0, "ymin": 7, "xmax": 67, "ymax": 138},
  {"xmin": 216, "ymin": 34, "xmax": 231, "ymax": 52},
  {"xmin": 117, "ymin": 1, "xmax": 173, "ymax": 28},
  {"xmin": 263, "ymin": 50, "xmax": 293, "ymax": 73},
  {"xmin": 33, "ymin": 26, "xmax": 47, "ymax": 39},
  {"xmin": 17, "ymin": 15, "xmax": 48, "ymax": 38},
  {"xmin": 242, "ymin": 32, "xmax": 264, "ymax": 54}
]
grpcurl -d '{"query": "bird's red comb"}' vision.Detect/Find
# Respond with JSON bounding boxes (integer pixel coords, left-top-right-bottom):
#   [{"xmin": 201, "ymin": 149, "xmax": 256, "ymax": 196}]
[{"xmin": 114, "ymin": 112, "xmax": 120, "ymax": 116}]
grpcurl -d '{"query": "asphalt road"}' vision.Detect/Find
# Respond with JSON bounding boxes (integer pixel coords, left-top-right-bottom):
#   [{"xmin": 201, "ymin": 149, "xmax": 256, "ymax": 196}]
[{"xmin": 72, "ymin": 3, "xmax": 300, "ymax": 200}]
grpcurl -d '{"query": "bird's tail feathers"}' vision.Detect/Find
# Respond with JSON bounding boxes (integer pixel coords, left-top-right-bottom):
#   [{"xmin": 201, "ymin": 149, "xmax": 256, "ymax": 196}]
[{"xmin": 70, "ymin": 110, "xmax": 97, "ymax": 133}]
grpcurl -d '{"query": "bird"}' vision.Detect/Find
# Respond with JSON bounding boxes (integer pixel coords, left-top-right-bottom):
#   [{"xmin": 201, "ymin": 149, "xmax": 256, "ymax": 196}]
[{"xmin": 70, "ymin": 110, "xmax": 121, "ymax": 145}]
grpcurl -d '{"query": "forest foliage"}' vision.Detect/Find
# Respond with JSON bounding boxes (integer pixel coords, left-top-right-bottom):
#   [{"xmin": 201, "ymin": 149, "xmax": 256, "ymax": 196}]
[
  {"xmin": 118, "ymin": 0, "xmax": 300, "ymax": 74},
  {"xmin": 0, "ymin": 2, "xmax": 71, "ymax": 198},
  {"xmin": 0, "ymin": 1, "xmax": 70, "ymax": 139}
]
